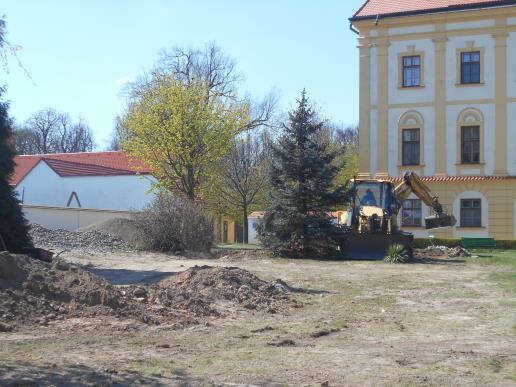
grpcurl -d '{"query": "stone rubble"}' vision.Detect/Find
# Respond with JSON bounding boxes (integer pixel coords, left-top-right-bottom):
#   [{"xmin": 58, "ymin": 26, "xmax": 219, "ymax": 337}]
[{"xmin": 29, "ymin": 223, "xmax": 133, "ymax": 253}]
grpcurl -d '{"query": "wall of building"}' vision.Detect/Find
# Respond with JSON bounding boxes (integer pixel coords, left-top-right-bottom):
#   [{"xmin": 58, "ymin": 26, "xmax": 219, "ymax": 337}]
[
  {"xmin": 248, "ymin": 218, "xmax": 260, "ymax": 245},
  {"xmin": 358, "ymin": 8, "xmax": 516, "ymax": 180},
  {"xmin": 15, "ymin": 162, "xmax": 156, "ymax": 211},
  {"xmin": 22, "ymin": 204, "xmax": 132, "ymax": 231},
  {"xmin": 398, "ymin": 180, "xmax": 516, "ymax": 240}
]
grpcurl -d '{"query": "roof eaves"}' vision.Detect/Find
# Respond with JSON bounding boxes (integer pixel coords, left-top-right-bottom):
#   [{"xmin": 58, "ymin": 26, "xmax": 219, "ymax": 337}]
[{"xmin": 349, "ymin": 0, "xmax": 516, "ymax": 22}]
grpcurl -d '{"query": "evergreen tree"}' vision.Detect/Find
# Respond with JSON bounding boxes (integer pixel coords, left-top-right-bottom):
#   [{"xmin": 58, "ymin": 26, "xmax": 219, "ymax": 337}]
[
  {"xmin": 258, "ymin": 91, "xmax": 349, "ymax": 258},
  {"xmin": 0, "ymin": 88, "xmax": 32, "ymax": 252}
]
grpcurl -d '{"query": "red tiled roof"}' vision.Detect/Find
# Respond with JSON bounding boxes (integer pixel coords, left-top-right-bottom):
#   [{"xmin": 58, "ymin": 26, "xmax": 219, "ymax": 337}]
[
  {"xmin": 248, "ymin": 211, "xmax": 341, "ymax": 219},
  {"xmin": 390, "ymin": 175, "xmax": 516, "ymax": 183},
  {"xmin": 11, "ymin": 151, "xmax": 151, "ymax": 186},
  {"xmin": 351, "ymin": 0, "xmax": 516, "ymax": 20}
]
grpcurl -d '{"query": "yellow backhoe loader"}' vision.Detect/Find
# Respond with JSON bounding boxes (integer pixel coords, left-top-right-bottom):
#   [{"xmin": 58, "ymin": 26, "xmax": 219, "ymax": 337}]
[{"xmin": 337, "ymin": 172, "xmax": 456, "ymax": 259}]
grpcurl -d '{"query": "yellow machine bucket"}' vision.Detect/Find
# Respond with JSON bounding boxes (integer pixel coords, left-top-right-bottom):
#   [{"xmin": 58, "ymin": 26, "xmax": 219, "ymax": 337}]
[{"xmin": 424, "ymin": 214, "xmax": 457, "ymax": 229}]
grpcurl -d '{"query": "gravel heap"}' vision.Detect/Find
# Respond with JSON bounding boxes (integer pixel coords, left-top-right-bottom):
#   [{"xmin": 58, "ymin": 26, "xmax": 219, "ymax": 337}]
[{"xmin": 29, "ymin": 223, "xmax": 133, "ymax": 253}]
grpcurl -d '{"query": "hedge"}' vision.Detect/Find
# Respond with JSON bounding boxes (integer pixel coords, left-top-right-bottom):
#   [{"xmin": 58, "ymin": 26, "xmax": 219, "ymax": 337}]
[{"xmin": 414, "ymin": 238, "xmax": 516, "ymax": 250}]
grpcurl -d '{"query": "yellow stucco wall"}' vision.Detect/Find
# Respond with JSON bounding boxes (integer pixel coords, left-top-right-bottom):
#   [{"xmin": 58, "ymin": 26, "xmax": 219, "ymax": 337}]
[
  {"xmin": 424, "ymin": 180, "xmax": 516, "ymax": 240},
  {"xmin": 213, "ymin": 216, "xmax": 237, "ymax": 244}
]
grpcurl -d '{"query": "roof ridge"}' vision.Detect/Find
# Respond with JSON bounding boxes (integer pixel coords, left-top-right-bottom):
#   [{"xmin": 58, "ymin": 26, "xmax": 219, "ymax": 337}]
[
  {"xmin": 42, "ymin": 157, "xmax": 136, "ymax": 173},
  {"xmin": 16, "ymin": 150, "xmax": 124, "ymax": 157}
]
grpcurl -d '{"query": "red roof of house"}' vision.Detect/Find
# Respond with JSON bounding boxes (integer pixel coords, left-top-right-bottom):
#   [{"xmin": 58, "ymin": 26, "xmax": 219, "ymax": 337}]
[
  {"xmin": 390, "ymin": 175, "xmax": 516, "ymax": 183},
  {"xmin": 11, "ymin": 151, "xmax": 151, "ymax": 186},
  {"xmin": 351, "ymin": 0, "xmax": 515, "ymax": 20}
]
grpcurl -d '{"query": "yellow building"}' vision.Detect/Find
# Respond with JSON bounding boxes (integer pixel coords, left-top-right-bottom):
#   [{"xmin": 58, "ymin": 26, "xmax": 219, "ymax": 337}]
[
  {"xmin": 213, "ymin": 216, "xmax": 239, "ymax": 244},
  {"xmin": 350, "ymin": 0, "xmax": 516, "ymax": 239}
]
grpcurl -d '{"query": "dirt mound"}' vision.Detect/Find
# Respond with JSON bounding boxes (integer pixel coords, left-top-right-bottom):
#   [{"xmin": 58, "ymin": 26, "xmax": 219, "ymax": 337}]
[
  {"xmin": 29, "ymin": 223, "xmax": 133, "ymax": 253},
  {"xmin": 77, "ymin": 218, "xmax": 142, "ymax": 246},
  {"xmin": 0, "ymin": 254, "xmax": 298, "ymax": 331},
  {"xmin": 0, "ymin": 252, "xmax": 135, "ymax": 328},
  {"xmin": 149, "ymin": 266, "xmax": 300, "ymax": 316}
]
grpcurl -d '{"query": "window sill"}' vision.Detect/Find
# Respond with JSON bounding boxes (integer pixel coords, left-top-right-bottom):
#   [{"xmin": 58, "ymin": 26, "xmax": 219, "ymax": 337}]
[
  {"xmin": 455, "ymin": 82, "xmax": 485, "ymax": 87},
  {"xmin": 398, "ymin": 164, "xmax": 426, "ymax": 168},
  {"xmin": 398, "ymin": 85, "xmax": 425, "ymax": 90},
  {"xmin": 456, "ymin": 227, "xmax": 486, "ymax": 231},
  {"xmin": 455, "ymin": 163, "xmax": 485, "ymax": 166}
]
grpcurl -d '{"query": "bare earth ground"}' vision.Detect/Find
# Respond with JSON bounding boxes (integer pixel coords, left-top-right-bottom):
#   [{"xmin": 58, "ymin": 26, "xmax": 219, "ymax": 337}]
[{"xmin": 1, "ymin": 250, "xmax": 516, "ymax": 386}]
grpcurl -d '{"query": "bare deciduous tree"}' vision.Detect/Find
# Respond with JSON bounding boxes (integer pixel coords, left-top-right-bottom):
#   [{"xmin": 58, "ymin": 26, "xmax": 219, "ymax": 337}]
[
  {"xmin": 215, "ymin": 132, "xmax": 271, "ymax": 243},
  {"xmin": 12, "ymin": 107, "xmax": 95, "ymax": 154}
]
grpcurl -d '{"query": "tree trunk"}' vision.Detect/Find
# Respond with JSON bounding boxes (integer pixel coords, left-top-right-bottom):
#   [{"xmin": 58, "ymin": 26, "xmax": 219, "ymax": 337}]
[{"xmin": 243, "ymin": 202, "xmax": 249, "ymax": 244}]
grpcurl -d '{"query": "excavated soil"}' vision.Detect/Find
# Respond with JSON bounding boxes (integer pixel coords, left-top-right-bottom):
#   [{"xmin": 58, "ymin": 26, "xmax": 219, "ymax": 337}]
[
  {"xmin": 0, "ymin": 252, "xmax": 298, "ymax": 331},
  {"xmin": 148, "ymin": 265, "xmax": 300, "ymax": 316}
]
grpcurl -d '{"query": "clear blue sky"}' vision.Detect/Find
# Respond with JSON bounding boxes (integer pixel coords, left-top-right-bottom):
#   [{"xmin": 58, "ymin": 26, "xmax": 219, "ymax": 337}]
[{"xmin": 1, "ymin": 0, "xmax": 363, "ymax": 149}]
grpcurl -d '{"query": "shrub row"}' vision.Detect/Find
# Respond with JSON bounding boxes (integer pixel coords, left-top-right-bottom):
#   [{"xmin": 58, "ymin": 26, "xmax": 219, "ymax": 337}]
[{"xmin": 414, "ymin": 238, "xmax": 516, "ymax": 250}]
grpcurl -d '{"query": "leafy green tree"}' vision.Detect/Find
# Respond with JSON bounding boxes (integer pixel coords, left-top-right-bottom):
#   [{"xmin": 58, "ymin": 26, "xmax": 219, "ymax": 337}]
[
  {"xmin": 122, "ymin": 74, "xmax": 248, "ymax": 201},
  {"xmin": 0, "ymin": 89, "xmax": 32, "ymax": 252},
  {"xmin": 258, "ymin": 91, "xmax": 350, "ymax": 258}
]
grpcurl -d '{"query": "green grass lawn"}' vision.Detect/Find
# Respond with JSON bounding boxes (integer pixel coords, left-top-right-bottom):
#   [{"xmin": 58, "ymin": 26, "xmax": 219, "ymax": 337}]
[{"xmin": 466, "ymin": 249, "xmax": 516, "ymax": 292}]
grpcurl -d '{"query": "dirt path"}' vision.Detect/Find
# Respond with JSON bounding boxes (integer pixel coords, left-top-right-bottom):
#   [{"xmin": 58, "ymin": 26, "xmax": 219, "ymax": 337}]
[{"xmin": 1, "ymin": 251, "xmax": 515, "ymax": 386}]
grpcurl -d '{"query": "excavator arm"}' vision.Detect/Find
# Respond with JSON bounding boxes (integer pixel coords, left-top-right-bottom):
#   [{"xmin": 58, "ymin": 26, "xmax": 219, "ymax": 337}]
[{"xmin": 393, "ymin": 172, "xmax": 456, "ymax": 229}]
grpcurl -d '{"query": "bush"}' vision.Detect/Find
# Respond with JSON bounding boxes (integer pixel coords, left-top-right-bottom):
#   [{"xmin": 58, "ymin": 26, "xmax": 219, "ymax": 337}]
[
  {"xmin": 492, "ymin": 240, "xmax": 516, "ymax": 250},
  {"xmin": 384, "ymin": 244, "xmax": 409, "ymax": 264},
  {"xmin": 133, "ymin": 193, "xmax": 213, "ymax": 252}
]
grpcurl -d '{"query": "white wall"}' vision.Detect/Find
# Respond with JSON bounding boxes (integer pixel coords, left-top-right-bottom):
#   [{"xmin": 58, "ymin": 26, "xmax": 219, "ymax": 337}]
[
  {"xmin": 23, "ymin": 205, "xmax": 132, "ymax": 231},
  {"xmin": 508, "ymin": 32, "xmax": 516, "ymax": 98},
  {"xmin": 388, "ymin": 39, "xmax": 435, "ymax": 105},
  {"xmin": 370, "ymin": 109, "xmax": 378, "ymax": 176},
  {"xmin": 248, "ymin": 218, "xmax": 260, "ymax": 245},
  {"xmin": 445, "ymin": 35, "xmax": 495, "ymax": 101},
  {"xmin": 508, "ymin": 103, "xmax": 516, "ymax": 175},
  {"xmin": 15, "ymin": 161, "xmax": 156, "ymax": 211},
  {"xmin": 370, "ymin": 46, "xmax": 378, "ymax": 106}
]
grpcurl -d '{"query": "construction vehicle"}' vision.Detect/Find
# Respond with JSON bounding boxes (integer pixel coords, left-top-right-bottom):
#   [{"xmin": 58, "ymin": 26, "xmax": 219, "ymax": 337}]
[{"xmin": 337, "ymin": 172, "xmax": 456, "ymax": 259}]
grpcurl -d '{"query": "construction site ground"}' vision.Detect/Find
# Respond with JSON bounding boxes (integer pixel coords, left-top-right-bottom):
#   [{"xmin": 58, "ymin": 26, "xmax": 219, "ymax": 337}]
[{"xmin": 1, "ymin": 249, "xmax": 516, "ymax": 386}]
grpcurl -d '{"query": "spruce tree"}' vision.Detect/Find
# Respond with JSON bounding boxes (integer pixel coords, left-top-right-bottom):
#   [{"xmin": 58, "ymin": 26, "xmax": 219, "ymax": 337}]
[
  {"xmin": 0, "ymin": 89, "xmax": 32, "ymax": 252},
  {"xmin": 258, "ymin": 91, "xmax": 349, "ymax": 258}
]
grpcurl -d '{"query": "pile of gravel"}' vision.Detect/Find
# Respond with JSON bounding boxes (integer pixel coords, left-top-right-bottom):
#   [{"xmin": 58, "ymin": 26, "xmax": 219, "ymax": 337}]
[{"xmin": 29, "ymin": 223, "xmax": 133, "ymax": 253}]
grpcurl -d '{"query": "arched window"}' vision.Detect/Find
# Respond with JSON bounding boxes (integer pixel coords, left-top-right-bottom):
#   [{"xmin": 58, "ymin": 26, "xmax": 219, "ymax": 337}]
[
  {"xmin": 456, "ymin": 108, "xmax": 484, "ymax": 174},
  {"xmin": 398, "ymin": 111, "xmax": 424, "ymax": 173},
  {"xmin": 452, "ymin": 190, "xmax": 488, "ymax": 234}
]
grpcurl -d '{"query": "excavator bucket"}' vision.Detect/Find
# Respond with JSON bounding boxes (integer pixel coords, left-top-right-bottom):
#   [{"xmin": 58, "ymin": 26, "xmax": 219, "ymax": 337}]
[{"xmin": 425, "ymin": 214, "xmax": 457, "ymax": 229}]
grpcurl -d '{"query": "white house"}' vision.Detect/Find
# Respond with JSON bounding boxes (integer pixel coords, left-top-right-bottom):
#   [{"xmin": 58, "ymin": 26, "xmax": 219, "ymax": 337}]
[{"xmin": 11, "ymin": 151, "xmax": 156, "ymax": 230}]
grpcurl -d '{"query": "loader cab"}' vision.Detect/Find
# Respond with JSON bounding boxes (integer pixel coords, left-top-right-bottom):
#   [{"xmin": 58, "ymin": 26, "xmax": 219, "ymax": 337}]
[{"xmin": 352, "ymin": 180, "xmax": 395, "ymax": 215}]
